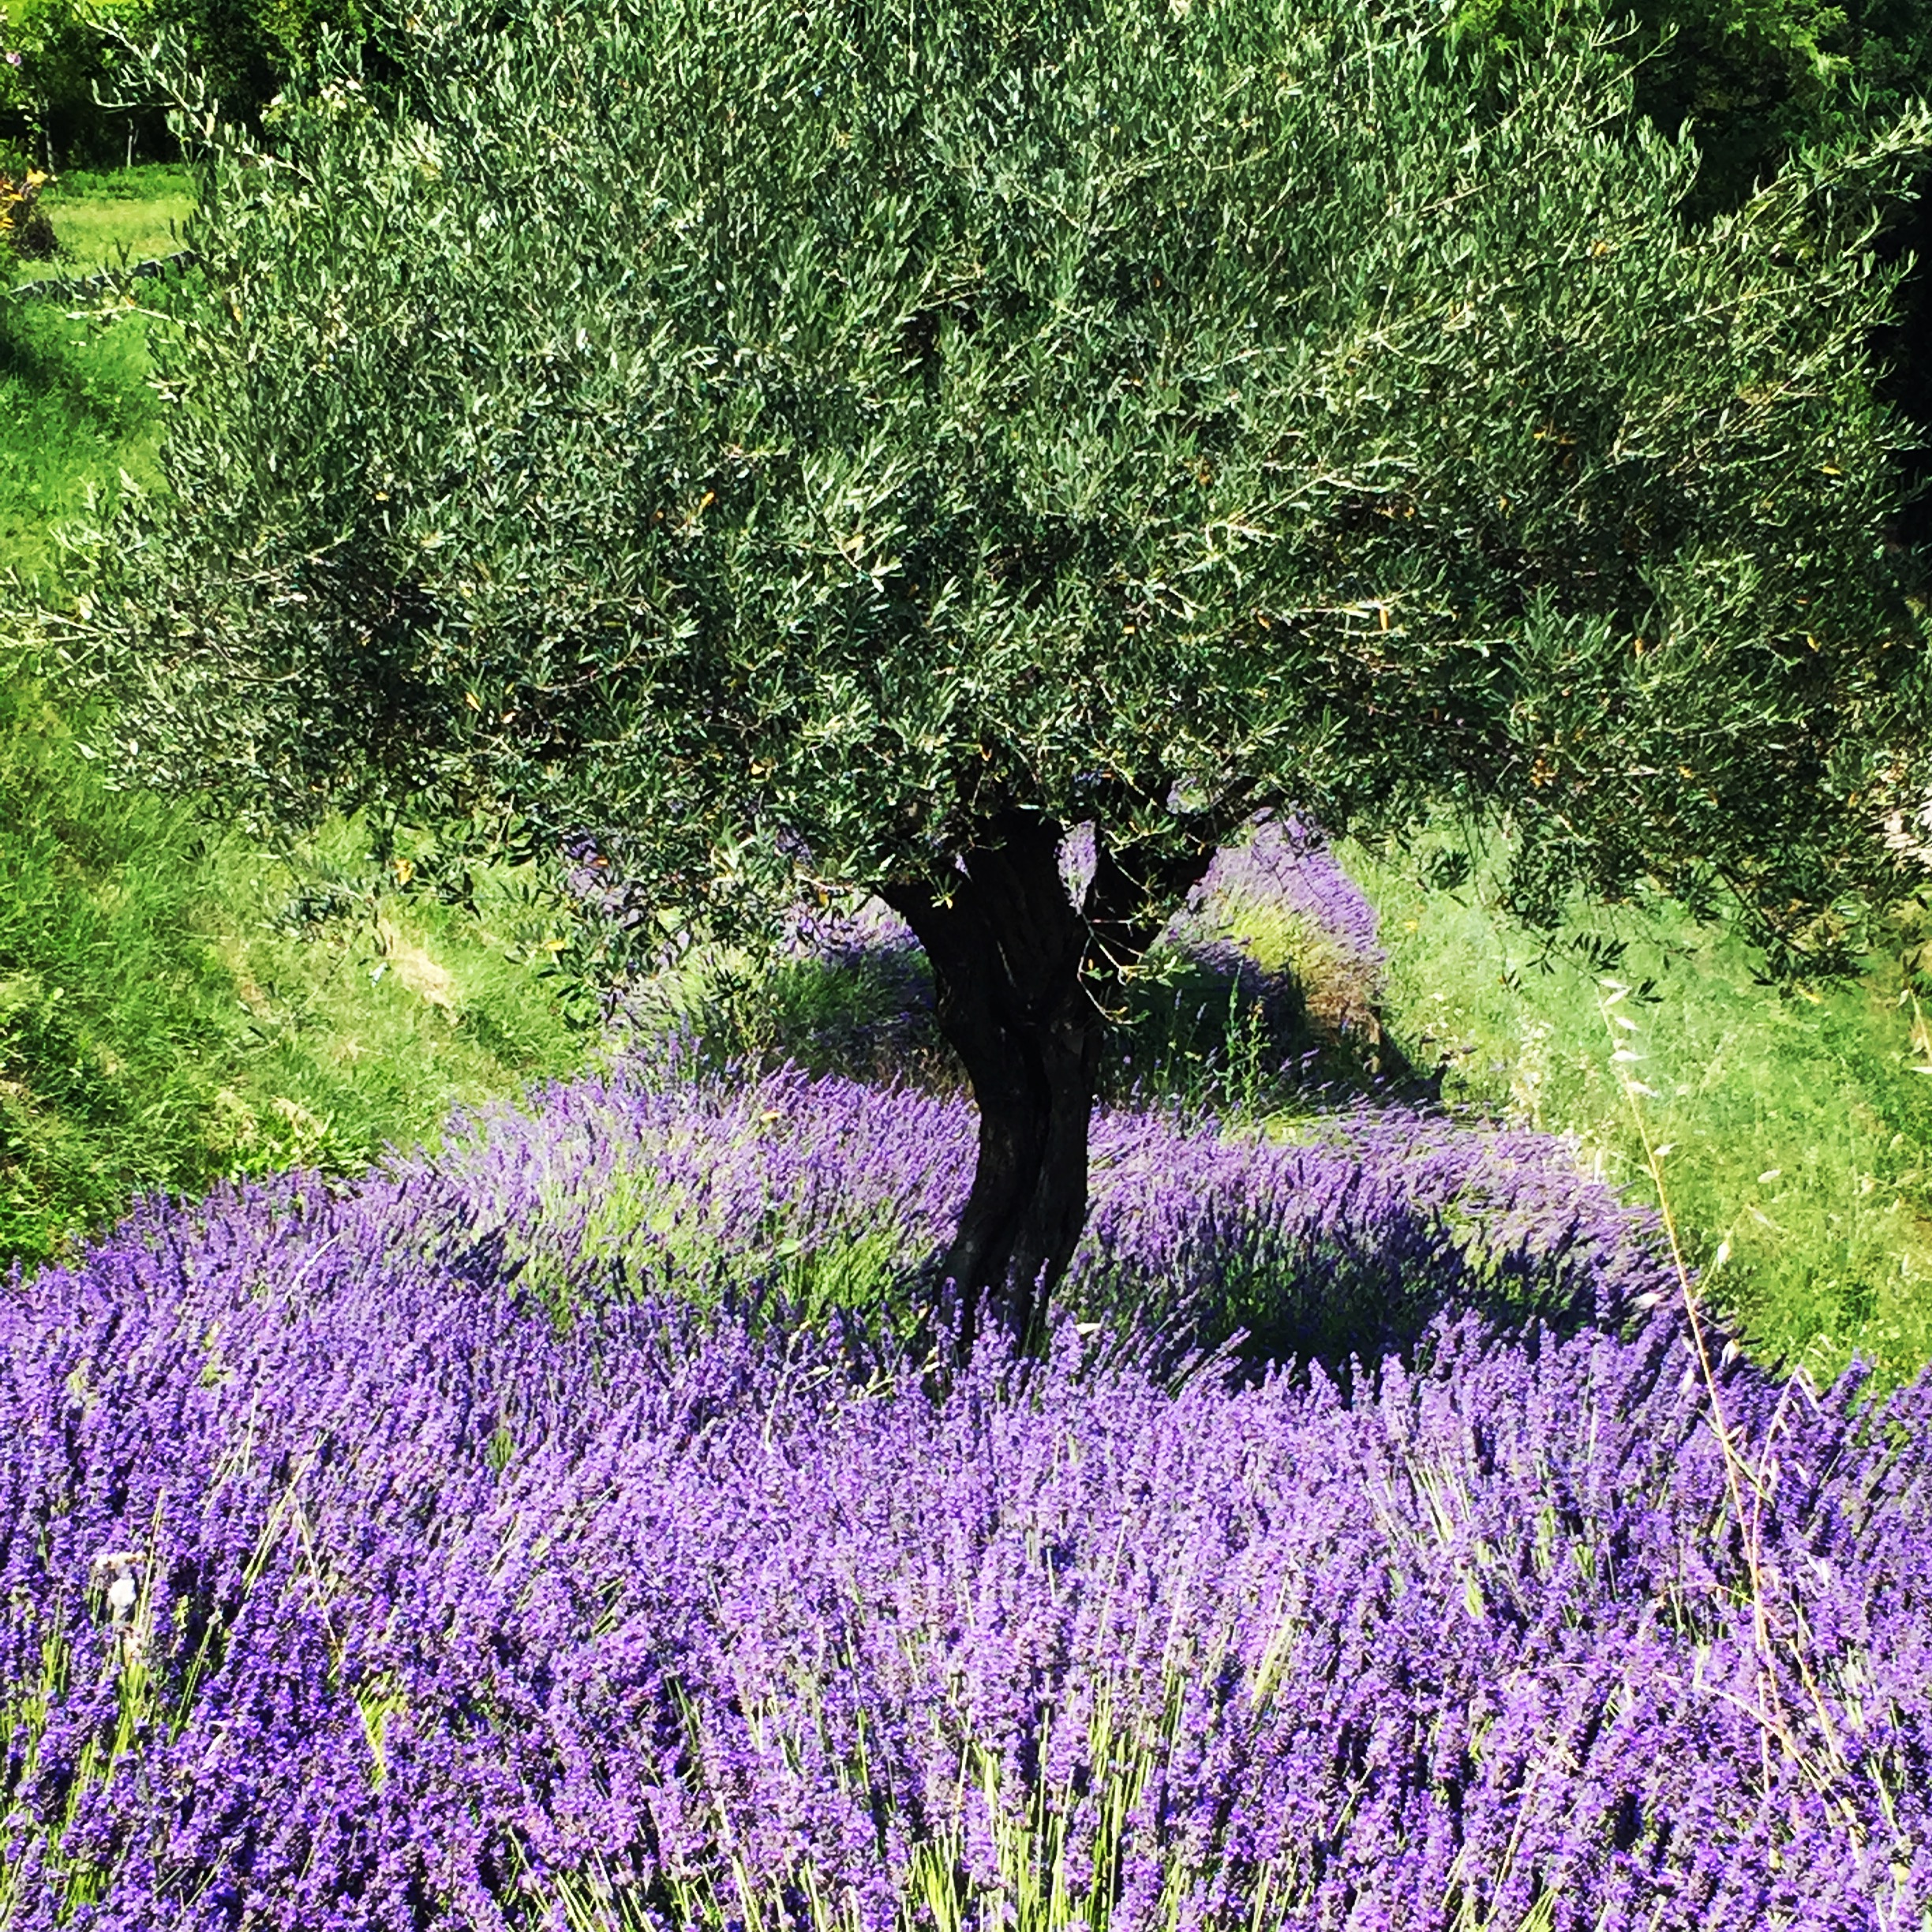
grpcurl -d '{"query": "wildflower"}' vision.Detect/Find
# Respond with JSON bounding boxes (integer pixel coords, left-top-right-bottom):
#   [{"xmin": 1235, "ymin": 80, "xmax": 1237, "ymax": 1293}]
[{"xmin": 90, "ymin": 1550, "xmax": 144, "ymax": 1621}]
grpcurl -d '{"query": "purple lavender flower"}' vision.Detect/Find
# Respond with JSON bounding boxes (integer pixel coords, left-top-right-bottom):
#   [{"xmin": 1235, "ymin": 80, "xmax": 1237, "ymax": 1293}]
[
  {"xmin": 419, "ymin": 1064, "xmax": 1661, "ymax": 1367},
  {"xmin": 1173, "ymin": 814, "xmax": 1387, "ymax": 1048},
  {"xmin": 0, "ymin": 1068, "xmax": 1924, "ymax": 1929},
  {"xmin": 1194, "ymin": 814, "xmax": 1384, "ymax": 970}
]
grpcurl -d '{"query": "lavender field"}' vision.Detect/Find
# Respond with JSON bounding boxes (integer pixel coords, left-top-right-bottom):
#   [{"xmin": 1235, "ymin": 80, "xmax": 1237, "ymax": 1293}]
[{"xmin": 2, "ymin": 826, "xmax": 1930, "ymax": 1930}]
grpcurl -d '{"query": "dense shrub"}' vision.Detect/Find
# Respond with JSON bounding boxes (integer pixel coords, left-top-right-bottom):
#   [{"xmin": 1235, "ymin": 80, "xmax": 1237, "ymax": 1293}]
[
  {"xmin": 0, "ymin": 147, "xmax": 54, "ymax": 254},
  {"xmin": 0, "ymin": 0, "xmax": 161, "ymax": 167}
]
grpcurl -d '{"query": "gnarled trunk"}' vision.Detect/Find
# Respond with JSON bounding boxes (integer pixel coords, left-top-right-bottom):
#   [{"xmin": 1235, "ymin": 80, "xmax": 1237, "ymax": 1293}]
[
  {"xmin": 880, "ymin": 812, "xmax": 1100, "ymax": 1357},
  {"xmin": 882, "ymin": 805, "xmax": 1234, "ymax": 1357}
]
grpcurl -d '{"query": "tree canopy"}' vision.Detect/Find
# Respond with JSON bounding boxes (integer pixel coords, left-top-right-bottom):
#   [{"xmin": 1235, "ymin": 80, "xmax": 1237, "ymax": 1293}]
[
  {"xmin": 1450, "ymin": 0, "xmax": 1932, "ymax": 216},
  {"xmin": 51, "ymin": 0, "xmax": 1932, "ymax": 1345}
]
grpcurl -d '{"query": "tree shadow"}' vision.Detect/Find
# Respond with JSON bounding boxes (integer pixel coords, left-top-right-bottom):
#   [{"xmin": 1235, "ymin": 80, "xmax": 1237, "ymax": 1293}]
[
  {"xmin": 1088, "ymin": 1192, "xmax": 1661, "ymax": 1398},
  {"xmin": 740, "ymin": 915, "xmax": 1443, "ymax": 1121}
]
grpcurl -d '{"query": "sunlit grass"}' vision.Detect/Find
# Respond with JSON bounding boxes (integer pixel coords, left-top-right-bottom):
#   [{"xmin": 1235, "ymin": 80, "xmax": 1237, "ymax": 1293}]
[
  {"xmin": 0, "ymin": 166, "xmax": 201, "ymax": 601},
  {"xmin": 0, "ymin": 296, "xmax": 167, "ymax": 601},
  {"xmin": 1346, "ymin": 826, "xmax": 1932, "ymax": 1386},
  {"xmin": 8, "ymin": 164, "xmax": 196, "ymax": 285},
  {"xmin": 0, "ymin": 648, "xmax": 590, "ymax": 1272}
]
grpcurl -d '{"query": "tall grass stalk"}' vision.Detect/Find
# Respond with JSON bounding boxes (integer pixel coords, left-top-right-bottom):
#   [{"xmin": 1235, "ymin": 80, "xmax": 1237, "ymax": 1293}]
[{"xmin": 1595, "ymin": 977, "xmax": 1863, "ymax": 1840}]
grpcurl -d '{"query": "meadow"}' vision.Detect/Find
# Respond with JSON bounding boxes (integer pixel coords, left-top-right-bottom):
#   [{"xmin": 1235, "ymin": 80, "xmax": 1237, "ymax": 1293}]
[{"xmin": 1, "ymin": 166, "xmax": 1930, "ymax": 1930}]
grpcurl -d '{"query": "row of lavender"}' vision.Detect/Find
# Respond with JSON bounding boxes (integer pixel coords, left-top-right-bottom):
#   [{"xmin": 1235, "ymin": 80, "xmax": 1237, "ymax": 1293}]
[
  {"xmin": 1, "ymin": 1058, "xmax": 1928, "ymax": 1929},
  {"xmin": 435, "ymin": 1059, "xmax": 1669, "ymax": 1365}
]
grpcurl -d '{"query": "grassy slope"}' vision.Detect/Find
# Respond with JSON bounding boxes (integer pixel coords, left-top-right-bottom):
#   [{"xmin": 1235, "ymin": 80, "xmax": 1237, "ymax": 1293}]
[
  {"xmin": 1347, "ymin": 835, "xmax": 1932, "ymax": 1384},
  {"xmin": 0, "ymin": 170, "xmax": 588, "ymax": 1272}
]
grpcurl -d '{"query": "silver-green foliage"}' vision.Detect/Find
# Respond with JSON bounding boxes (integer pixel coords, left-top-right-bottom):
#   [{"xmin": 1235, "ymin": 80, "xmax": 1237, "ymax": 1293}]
[{"xmin": 62, "ymin": 0, "xmax": 1932, "ymax": 967}]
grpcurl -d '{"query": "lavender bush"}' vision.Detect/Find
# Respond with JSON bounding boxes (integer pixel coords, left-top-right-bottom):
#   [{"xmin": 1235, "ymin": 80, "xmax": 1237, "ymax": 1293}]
[
  {"xmin": 2, "ymin": 1068, "xmax": 1927, "ymax": 1930},
  {"xmin": 1181, "ymin": 814, "xmax": 1385, "ymax": 993},
  {"xmin": 1136, "ymin": 813, "xmax": 1404, "ymax": 1104},
  {"xmin": 419, "ymin": 1063, "xmax": 1672, "ymax": 1368}
]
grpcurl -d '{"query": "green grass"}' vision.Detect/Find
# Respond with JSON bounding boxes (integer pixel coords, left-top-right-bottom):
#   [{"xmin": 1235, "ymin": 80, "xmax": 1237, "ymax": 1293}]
[
  {"xmin": 0, "ymin": 166, "xmax": 590, "ymax": 1274},
  {"xmin": 0, "ymin": 165, "xmax": 198, "ymax": 601},
  {"xmin": 8, "ymin": 164, "xmax": 197, "ymax": 285},
  {"xmin": 0, "ymin": 650, "xmax": 591, "ymax": 1271},
  {"xmin": 0, "ymin": 293, "xmax": 167, "ymax": 601},
  {"xmin": 1348, "ymin": 828, "xmax": 1932, "ymax": 1387}
]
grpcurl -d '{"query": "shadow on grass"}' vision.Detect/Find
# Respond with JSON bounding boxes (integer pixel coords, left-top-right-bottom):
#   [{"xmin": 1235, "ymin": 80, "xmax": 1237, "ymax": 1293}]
[
  {"xmin": 710, "ymin": 920, "xmax": 1444, "ymax": 1125},
  {"xmin": 0, "ymin": 294, "xmax": 153, "ymax": 438}
]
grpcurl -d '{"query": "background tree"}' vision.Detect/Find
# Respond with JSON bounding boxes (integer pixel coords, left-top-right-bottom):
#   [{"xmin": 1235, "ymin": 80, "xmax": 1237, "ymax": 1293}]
[
  {"xmin": 1450, "ymin": 0, "xmax": 1920, "ymax": 215},
  {"xmin": 1449, "ymin": 0, "xmax": 1932, "ymax": 540},
  {"xmin": 0, "ymin": 0, "xmax": 394, "ymax": 170},
  {"xmin": 56, "ymin": 0, "xmax": 1932, "ymax": 1350},
  {"xmin": 133, "ymin": 0, "xmax": 392, "ymax": 136},
  {"xmin": 0, "ymin": 0, "xmax": 144, "ymax": 167}
]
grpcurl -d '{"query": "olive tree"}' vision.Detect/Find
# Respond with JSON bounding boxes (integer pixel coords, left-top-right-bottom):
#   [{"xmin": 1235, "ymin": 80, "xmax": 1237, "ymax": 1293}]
[{"xmin": 58, "ymin": 0, "xmax": 1932, "ymax": 1348}]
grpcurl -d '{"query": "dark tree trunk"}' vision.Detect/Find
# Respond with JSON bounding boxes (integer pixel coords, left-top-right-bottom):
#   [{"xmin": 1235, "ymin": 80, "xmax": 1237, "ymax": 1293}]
[
  {"xmin": 881, "ymin": 803, "xmax": 1240, "ymax": 1358},
  {"xmin": 880, "ymin": 812, "xmax": 1101, "ymax": 1357}
]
